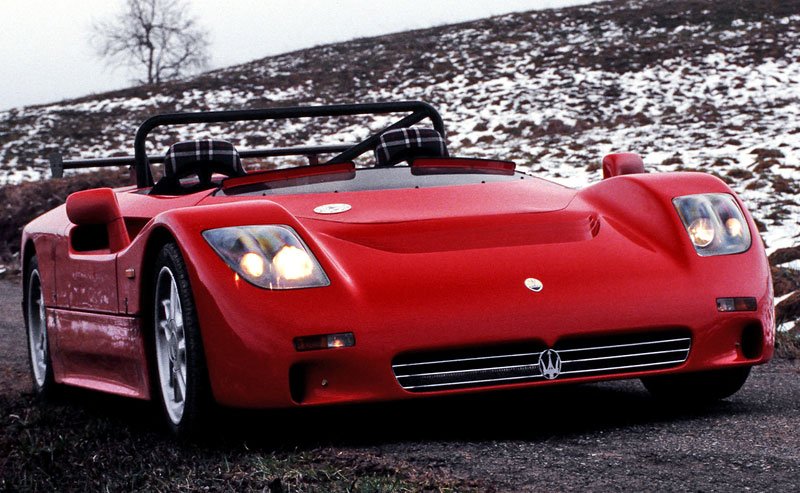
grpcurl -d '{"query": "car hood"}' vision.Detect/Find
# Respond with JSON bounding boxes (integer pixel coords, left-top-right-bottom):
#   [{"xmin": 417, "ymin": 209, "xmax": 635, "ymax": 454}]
[
  {"xmin": 206, "ymin": 179, "xmax": 574, "ymax": 223},
  {"xmin": 288, "ymin": 180, "xmax": 574, "ymax": 224},
  {"xmin": 201, "ymin": 179, "xmax": 593, "ymax": 253}
]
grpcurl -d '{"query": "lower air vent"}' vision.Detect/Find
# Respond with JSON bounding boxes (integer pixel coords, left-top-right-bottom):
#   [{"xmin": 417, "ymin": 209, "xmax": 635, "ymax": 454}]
[{"xmin": 393, "ymin": 330, "xmax": 691, "ymax": 392}]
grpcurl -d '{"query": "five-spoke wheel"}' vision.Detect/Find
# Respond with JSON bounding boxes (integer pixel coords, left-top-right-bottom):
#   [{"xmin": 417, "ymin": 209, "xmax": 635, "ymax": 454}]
[
  {"xmin": 155, "ymin": 265, "xmax": 189, "ymax": 425},
  {"xmin": 152, "ymin": 243, "xmax": 211, "ymax": 437}
]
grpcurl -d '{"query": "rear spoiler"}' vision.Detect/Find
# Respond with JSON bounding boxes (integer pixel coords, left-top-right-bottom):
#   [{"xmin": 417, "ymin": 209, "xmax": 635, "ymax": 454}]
[
  {"xmin": 49, "ymin": 145, "xmax": 351, "ymax": 179},
  {"xmin": 49, "ymin": 101, "xmax": 445, "ymax": 188}
]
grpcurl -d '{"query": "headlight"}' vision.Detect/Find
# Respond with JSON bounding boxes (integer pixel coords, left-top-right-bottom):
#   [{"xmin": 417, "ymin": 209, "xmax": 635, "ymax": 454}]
[
  {"xmin": 202, "ymin": 225, "xmax": 330, "ymax": 289},
  {"xmin": 673, "ymin": 193, "xmax": 751, "ymax": 256}
]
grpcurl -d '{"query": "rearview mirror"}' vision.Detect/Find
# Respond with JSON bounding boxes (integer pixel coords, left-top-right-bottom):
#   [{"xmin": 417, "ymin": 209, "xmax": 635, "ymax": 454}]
[
  {"xmin": 602, "ymin": 153, "xmax": 645, "ymax": 179},
  {"xmin": 66, "ymin": 188, "xmax": 120, "ymax": 225}
]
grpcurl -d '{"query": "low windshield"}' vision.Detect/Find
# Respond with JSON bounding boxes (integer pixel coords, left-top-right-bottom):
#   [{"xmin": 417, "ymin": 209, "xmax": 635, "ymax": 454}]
[{"xmin": 217, "ymin": 166, "xmax": 524, "ymax": 197}]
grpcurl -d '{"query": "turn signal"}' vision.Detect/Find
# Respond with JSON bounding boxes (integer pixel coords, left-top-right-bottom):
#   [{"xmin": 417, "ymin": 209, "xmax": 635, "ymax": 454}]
[
  {"xmin": 294, "ymin": 332, "xmax": 355, "ymax": 352},
  {"xmin": 716, "ymin": 297, "xmax": 757, "ymax": 312}
]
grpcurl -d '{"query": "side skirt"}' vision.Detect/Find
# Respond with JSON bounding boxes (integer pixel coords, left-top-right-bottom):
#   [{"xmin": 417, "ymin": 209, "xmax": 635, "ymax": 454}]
[{"xmin": 47, "ymin": 308, "xmax": 151, "ymax": 400}]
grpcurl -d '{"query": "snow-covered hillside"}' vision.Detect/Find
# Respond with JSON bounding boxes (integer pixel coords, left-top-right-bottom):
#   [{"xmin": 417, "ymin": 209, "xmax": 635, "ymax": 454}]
[{"xmin": 1, "ymin": 1, "xmax": 799, "ymax": 247}]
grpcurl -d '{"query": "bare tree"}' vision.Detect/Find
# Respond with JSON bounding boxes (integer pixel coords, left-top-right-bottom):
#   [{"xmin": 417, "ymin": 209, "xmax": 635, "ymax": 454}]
[{"xmin": 92, "ymin": 0, "xmax": 210, "ymax": 85}]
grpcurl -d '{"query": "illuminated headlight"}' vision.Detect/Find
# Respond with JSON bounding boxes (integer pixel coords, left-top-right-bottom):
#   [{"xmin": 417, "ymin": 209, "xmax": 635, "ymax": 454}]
[
  {"xmin": 673, "ymin": 193, "xmax": 751, "ymax": 256},
  {"xmin": 202, "ymin": 225, "xmax": 330, "ymax": 289}
]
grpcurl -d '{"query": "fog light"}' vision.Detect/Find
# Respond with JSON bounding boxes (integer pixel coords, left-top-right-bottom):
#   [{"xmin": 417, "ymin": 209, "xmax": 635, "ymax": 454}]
[
  {"xmin": 716, "ymin": 297, "xmax": 757, "ymax": 312},
  {"xmin": 294, "ymin": 332, "xmax": 355, "ymax": 351}
]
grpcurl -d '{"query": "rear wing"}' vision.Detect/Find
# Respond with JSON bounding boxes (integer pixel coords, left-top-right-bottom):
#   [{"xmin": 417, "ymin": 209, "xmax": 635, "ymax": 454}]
[
  {"xmin": 50, "ymin": 101, "xmax": 445, "ymax": 189},
  {"xmin": 48, "ymin": 145, "xmax": 352, "ymax": 179}
]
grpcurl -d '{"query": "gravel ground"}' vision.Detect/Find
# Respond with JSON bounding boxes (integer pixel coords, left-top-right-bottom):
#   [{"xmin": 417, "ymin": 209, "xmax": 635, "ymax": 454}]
[{"xmin": 1, "ymin": 278, "xmax": 798, "ymax": 491}]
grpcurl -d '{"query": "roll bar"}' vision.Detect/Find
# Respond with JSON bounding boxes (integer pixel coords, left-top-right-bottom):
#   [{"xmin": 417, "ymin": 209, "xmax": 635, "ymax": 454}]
[{"xmin": 50, "ymin": 101, "xmax": 445, "ymax": 188}]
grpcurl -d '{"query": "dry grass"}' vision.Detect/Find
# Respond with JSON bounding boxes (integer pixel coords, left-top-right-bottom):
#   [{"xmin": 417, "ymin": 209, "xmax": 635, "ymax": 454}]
[
  {"xmin": 775, "ymin": 328, "xmax": 800, "ymax": 359},
  {"xmin": 0, "ymin": 391, "xmax": 468, "ymax": 492}
]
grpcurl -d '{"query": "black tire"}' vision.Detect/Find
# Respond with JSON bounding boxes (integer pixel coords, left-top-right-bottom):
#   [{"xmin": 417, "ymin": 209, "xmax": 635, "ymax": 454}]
[
  {"xmin": 641, "ymin": 366, "xmax": 751, "ymax": 403},
  {"xmin": 23, "ymin": 255, "xmax": 56, "ymax": 398},
  {"xmin": 151, "ymin": 242, "xmax": 213, "ymax": 438}
]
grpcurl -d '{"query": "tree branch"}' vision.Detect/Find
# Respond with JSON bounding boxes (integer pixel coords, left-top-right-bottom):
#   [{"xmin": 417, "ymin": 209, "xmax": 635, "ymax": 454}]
[{"xmin": 90, "ymin": 0, "xmax": 209, "ymax": 85}]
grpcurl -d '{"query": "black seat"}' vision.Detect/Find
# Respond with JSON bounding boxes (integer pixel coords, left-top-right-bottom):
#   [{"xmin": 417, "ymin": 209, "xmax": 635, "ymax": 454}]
[
  {"xmin": 151, "ymin": 139, "xmax": 246, "ymax": 195},
  {"xmin": 374, "ymin": 127, "xmax": 448, "ymax": 167}
]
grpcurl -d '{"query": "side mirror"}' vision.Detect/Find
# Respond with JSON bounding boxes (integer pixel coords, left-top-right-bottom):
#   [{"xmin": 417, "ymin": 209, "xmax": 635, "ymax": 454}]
[
  {"xmin": 66, "ymin": 188, "xmax": 130, "ymax": 252},
  {"xmin": 602, "ymin": 153, "xmax": 645, "ymax": 179}
]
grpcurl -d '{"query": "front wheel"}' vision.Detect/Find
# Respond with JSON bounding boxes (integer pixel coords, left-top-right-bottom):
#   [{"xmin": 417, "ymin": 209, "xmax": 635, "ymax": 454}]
[
  {"xmin": 641, "ymin": 366, "xmax": 751, "ymax": 402},
  {"xmin": 152, "ymin": 243, "xmax": 212, "ymax": 438}
]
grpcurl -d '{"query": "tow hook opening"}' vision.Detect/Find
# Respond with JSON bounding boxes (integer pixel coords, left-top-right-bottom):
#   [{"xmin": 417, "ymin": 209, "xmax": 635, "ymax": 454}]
[{"xmin": 741, "ymin": 323, "xmax": 763, "ymax": 360}]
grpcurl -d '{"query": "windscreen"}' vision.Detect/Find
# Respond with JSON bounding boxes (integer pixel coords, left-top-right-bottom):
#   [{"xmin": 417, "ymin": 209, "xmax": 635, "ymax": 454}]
[{"xmin": 216, "ymin": 166, "xmax": 524, "ymax": 197}]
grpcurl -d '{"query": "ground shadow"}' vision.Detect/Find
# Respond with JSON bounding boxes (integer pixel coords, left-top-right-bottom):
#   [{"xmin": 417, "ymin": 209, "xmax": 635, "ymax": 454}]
[
  {"xmin": 43, "ymin": 378, "xmax": 752, "ymax": 450},
  {"xmin": 224, "ymin": 380, "xmax": 748, "ymax": 448}
]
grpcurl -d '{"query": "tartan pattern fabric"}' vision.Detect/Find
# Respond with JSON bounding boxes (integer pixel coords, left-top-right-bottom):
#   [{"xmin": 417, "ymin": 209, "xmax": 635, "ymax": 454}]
[
  {"xmin": 374, "ymin": 127, "xmax": 448, "ymax": 167},
  {"xmin": 164, "ymin": 139, "xmax": 244, "ymax": 178}
]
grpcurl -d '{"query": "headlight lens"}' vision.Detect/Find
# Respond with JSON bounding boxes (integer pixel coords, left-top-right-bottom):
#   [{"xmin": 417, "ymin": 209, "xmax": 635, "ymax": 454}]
[
  {"xmin": 673, "ymin": 193, "xmax": 751, "ymax": 256},
  {"xmin": 686, "ymin": 217, "xmax": 715, "ymax": 248},
  {"xmin": 202, "ymin": 225, "xmax": 330, "ymax": 289}
]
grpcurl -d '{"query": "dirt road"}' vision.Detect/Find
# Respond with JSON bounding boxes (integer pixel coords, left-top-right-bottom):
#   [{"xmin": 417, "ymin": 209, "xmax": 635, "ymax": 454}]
[{"xmin": 1, "ymin": 279, "xmax": 798, "ymax": 491}]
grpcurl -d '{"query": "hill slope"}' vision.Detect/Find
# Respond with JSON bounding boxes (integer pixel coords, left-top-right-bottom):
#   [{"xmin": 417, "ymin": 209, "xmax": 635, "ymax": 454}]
[
  {"xmin": 1, "ymin": 0, "xmax": 798, "ymax": 244},
  {"xmin": 0, "ymin": 0, "xmax": 798, "ymax": 327}
]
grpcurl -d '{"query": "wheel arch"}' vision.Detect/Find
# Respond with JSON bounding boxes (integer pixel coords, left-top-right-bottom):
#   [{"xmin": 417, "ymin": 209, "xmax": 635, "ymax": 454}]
[
  {"xmin": 22, "ymin": 239, "xmax": 36, "ymax": 274},
  {"xmin": 139, "ymin": 226, "xmax": 179, "ymax": 313},
  {"xmin": 21, "ymin": 239, "xmax": 36, "ymax": 314},
  {"xmin": 137, "ymin": 226, "xmax": 179, "ymax": 393}
]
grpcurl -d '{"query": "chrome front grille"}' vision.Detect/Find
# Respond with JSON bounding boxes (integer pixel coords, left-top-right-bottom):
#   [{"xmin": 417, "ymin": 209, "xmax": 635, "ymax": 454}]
[{"xmin": 393, "ymin": 331, "xmax": 691, "ymax": 392}]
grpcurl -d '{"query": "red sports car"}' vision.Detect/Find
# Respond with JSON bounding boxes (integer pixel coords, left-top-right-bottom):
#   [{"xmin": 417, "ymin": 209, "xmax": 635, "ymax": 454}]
[{"xmin": 22, "ymin": 102, "xmax": 774, "ymax": 437}]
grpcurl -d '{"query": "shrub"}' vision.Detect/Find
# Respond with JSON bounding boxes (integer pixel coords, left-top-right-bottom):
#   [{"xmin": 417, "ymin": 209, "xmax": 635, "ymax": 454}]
[{"xmin": 0, "ymin": 170, "xmax": 130, "ymax": 269}]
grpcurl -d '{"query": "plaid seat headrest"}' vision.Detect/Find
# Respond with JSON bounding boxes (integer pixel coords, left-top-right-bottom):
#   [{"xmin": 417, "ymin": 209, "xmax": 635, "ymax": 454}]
[
  {"xmin": 164, "ymin": 139, "xmax": 245, "ymax": 178},
  {"xmin": 374, "ymin": 127, "xmax": 448, "ymax": 167}
]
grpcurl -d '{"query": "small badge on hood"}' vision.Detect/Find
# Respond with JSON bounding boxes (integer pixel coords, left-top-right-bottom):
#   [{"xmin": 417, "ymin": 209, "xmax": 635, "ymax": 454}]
[
  {"xmin": 314, "ymin": 203, "xmax": 352, "ymax": 214},
  {"xmin": 524, "ymin": 278, "xmax": 543, "ymax": 292}
]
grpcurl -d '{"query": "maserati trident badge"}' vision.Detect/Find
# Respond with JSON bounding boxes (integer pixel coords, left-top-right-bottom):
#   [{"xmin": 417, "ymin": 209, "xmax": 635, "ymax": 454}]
[
  {"xmin": 524, "ymin": 277, "xmax": 543, "ymax": 292},
  {"xmin": 314, "ymin": 203, "xmax": 352, "ymax": 214},
  {"xmin": 538, "ymin": 349, "xmax": 562, "ymax": 380}
]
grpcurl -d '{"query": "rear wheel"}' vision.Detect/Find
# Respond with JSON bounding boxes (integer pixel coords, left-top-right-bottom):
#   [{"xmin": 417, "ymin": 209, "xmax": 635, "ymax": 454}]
[
  {"xmin": 24, "ymin": 256, "xmax": 56, "ymax": 397},
  {"xmin": 153, "ymin": 243, "xmax": 212, "ymax": 438},
  {"xmin": 641, "ymin": 366, "xmax": 751, "ymax": 402}
]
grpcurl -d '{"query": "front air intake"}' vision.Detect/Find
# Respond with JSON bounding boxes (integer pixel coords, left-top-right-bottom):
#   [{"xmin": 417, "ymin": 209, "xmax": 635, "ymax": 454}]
[{"xmin": 392, "ymin": 330, "xmax": 691, "ymax": 392}]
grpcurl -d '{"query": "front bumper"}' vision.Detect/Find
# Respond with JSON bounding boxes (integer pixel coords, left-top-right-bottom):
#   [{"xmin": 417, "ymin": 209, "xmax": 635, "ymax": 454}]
[{"xmin": 183, "ymin": 229, "xmax": 774, "ymax": 409}]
